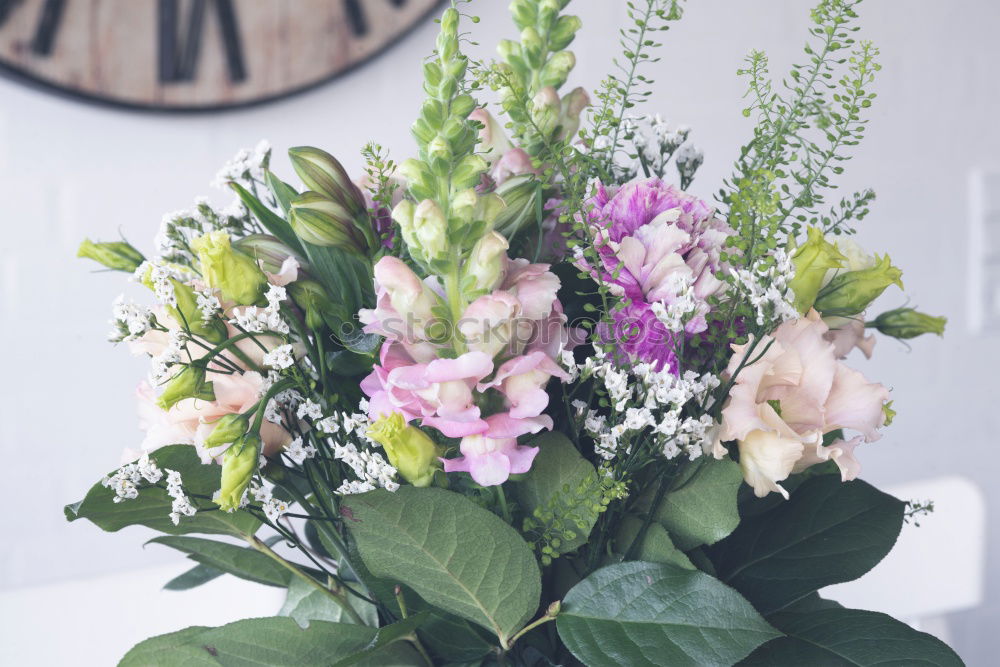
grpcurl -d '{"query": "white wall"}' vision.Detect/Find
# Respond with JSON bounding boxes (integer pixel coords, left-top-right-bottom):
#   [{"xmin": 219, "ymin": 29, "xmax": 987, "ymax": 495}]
[{"xmin": 0, "ymin": 0, "xmax": 996, "ymax": 663}]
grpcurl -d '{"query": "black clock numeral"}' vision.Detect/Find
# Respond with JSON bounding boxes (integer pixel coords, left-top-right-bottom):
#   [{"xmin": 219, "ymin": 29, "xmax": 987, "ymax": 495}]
[
  {"xmin": 0, "ymin": 0, "xmax": 66, "ymax": 57},
  {"xmin": 158, "ymin": 0, "xmax": 246, "ymax": 84},
  {"xmin": 344, "ymin": 0, "xmax": 409, "ymax": 38}
]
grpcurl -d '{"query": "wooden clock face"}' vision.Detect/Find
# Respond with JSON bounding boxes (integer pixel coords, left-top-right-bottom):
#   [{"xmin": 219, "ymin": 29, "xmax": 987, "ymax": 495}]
[{"xmin": 0, "ymin": 0, "xmax": 440, "ymax": 110}]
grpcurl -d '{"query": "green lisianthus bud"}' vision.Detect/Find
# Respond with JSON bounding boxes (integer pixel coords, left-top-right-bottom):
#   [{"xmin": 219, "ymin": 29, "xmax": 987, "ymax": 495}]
[
  {"xmin": 788, "ymin": 227, "xmax": 847, "ymax": 313},
  {"xmin": 288, "ymin": 279, "xmax": 351, "ymax": 332},
  {"xmin": 289, "ymin": 192, "xmax": 365, "ymax": 252},
  {"xmin": 191, "ymin": 231, "xmax": 268, "ymax": 306},
  {"xmin": 367, "ymin": 412, "xmax": 443, "ymax": 487},
  {"xmin": 465, "ymin": 231, "xmax": 509, "ymax": 292},
  {"xmin": 492, "ymin": 175, "xmax": 542, "ymax": 238},
  {"xmin": 287, "ymin": 146, "xmax": 365, "ymax": 215},
  {"xmin": 203, "ymin": 413, "xmax": 250, "ymax": 450},
  {"xmin": 77, "ymin": 238, "xmax": 145, "ymax": 272},
  {"xmin": 168, "ymin": 279, "xmax": 227, "ymax": 343},
  {"xmin": 233, "ymin": 234, "xmax": 300, "ymax": 275},
  {"xmin": 868, "ymin": 307, "xmax": 946, "ymax": 339},
  {"xmin": 217, "ymin": 433, "xmax": 260, "ymax": 512},
  {"xmin": 539, "ymin": 50, "xmax": 576, "ymax": 90},
  {"xmin": 815, "ymin": 254, "xmax": 904, "ymax": 317},
  {"xmin": 157, "ymin": 365, "xmax": 214, "ymax": 411}
]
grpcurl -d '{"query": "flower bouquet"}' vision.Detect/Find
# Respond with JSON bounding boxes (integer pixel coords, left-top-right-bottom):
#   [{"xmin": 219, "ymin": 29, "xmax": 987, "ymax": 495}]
[{"xmin": 69, "ymin": 0, "xmax": 960, "ymax": 665}]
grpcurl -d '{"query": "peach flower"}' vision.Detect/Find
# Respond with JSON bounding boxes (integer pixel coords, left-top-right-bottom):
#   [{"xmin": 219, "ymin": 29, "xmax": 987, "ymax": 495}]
[{"xmin": 717, "ymin": 309, "xmax": 889, "ymax": 498}]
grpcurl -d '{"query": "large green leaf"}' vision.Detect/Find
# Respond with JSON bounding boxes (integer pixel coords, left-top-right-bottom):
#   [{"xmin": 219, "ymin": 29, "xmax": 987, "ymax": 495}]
[
  {"xmin": 739, "ymin": 607, "xmax": 963, "ymax": 666},
  {"xmin": 612, "ymin": 517, "xmax": 694, "ymax": 570},
  {"xmin": 513, "ymin": 432, "xmax": 600, "ymax": 554},
  {"xmin": 163, "ymin": 535, "xmax": 284, "ymax": 591},
  {"xmin": 556, "ymin": 561, "xmax": 779, "ymax": 666},
  {"xmin": 651, "ymin": 457, "xmax": 743, "ymax": 550},
  {"xmin": 344, "ymin": 486, "xmax": 541, "ymax": 646},
  {"xmin": 710, "ymin": 476, "xmax": 905, "ymax": 614},
  {"xmin": 118, "ymin": 617, "xmax": 420, "ymax": 666},
  {"xmin": 280, "ymin": 576, "xmax": 378, "ymax": 628},
  {"xmin": 64, "ymin": 445, "xmax": 260, "ymax": 538},
  {"xmin": 147, "ymin": 536, "xmax": 290, "ymax": 588},
  {"xmin": 333, "ymin": 613, "xmax": 429, "ymax": 667}
]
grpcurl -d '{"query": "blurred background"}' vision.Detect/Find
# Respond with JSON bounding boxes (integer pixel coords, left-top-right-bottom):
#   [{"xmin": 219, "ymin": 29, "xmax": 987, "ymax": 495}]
[{"xmin": 0, "ymin": 0, "xmax": 995, "ymax": 664}]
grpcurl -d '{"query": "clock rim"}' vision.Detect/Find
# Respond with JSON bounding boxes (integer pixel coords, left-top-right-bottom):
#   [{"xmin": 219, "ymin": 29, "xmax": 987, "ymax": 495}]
[{"xmin": 0, "ymin": 0, "xmax": 445, "ymax": 114}]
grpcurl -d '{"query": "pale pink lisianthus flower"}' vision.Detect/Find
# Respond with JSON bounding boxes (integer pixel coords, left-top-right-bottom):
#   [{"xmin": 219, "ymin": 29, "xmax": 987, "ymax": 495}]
[
  {"xmin": 716, "ymin": 309, "xmax": 890, "ymax": 498},
  {"xmin": 823, "ymin": 315, "xmax": 876, "ymax": 360}
]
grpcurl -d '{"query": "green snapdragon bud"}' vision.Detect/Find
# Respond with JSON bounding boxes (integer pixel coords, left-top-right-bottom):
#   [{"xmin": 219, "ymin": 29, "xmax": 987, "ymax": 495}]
[
  {"xmin": 217, "ymin": 433, "xmax": 260, "ymax": 512},
  {"xmin": 367, "ymin": 412, "xmax": 443, "ymax": 487},
  {"xmin": 539, "ymin": 51, "xmax": 575, "ymax": 90},
  {"xmin": 156, "ymin": 365, "xmax": 214, "ymax": 411},
  {"xmin": 788, "ymin": 227, "xmax": 847, "ymax": 314},
  {"xmin": 203, "ymin": 413, "xmax": 250, "ymax": 451},
  {"xmin": 549, "ymin": 14, "xmax": 583, "ymax": 51},
  {"xmin": 815, "ymin": 253, "xmax": 904, "ymax": 317},
  {"xmin": 530, "ymin": 87, "xmax": 561, "ymax": 137},
  {"xmin": 287, "ymin": 146, "xmax": 365, "ymax": 215},
  {"xmin": 77, "ymin": 239, "xmax": 145, "ymax": 272},
  {"xmin": 557, "ymin": 86, "xmax": 590, "ymax": 141},
  {"xmin": 412, "ymin": 199, "xmax": 449, "ymax": 261},
  {"xmin": 191, "ymin": 231, "xmax": 268, "ymax": 306},
  {"xmin": 868, "ymin": 307, "xmax": 946, "ymax": 339},
  {"xmin": 289, "ymin": 192, "xmax": 365, "ymax": 252},
  {"xmin": 168, "ymin": 279, "xmax": 227, "ymax": 343},
  {"xmin": 465, "ymin": 231, "xmax": 509, "ymax": 292}
]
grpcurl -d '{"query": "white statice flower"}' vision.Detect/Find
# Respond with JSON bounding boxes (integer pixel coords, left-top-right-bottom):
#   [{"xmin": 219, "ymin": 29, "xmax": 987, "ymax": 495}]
[
  {"xmin": 102, "ymin": 464, "xmax": 141, "ymax": 503},
  {"xmin": 149, "ymin": 329, "xmax": 187, "ymax": 385},
  {"xmin": 263, "ymin": 344, "xmax": 295, "ymax": 370},
  {"xmin": 265, "ymin": 284, "xmax": 287, "ymax": 310},
  {"xmin": 264, "ymin": 389, "xmax": 303, "ymax": 425},
  {"xmin": 675, "ymin": 142, "xmax": 704, "ymax": 179},
  {"xmin": 211, "ymin": 140, "xmax": 271, "ymax": 189},
  {"xmin": 263, "ymin": 498, "xmax": 291, "ymax": 522},
  {"xmin": 332, "ymin": 442, "xmax": 399, "ymax": 495},
  {"xmin": 316, "ymin": 416, "xmax": 341, "ymax": 434},
  {"xmin": 296, "ymin": 399, "xmax": 323, "ymax": 420},
  {"xmin": 196, "ymin": 290, "xmax": 222, "ymax": 323},
  {"xmin": 284, "ymin": 437, "xmax": 317, "ymax": 465},
  {"xmin": 220, "ymin": 198, "xmax": 247, "ymax": 220},
  {"xmin": 731, "ymin": 248, "xmax": 797, "ymax": 326},
  {"xmin": 230, "ymin": 305, "xmax": 290, "ymax": 335},
  {"xmin": 137, "ymin": 453, "xmax": 163, "ymax": 484},
  {"xmin": 169, "ymin": 496, "xmax": 197, "ymax": 525},
  {"xmin": 110, "ymin": 295, "xmax": 153, "ymax": 342},
  {"xmin": 649, "ymin": 274, "xmax": 698, "ymax": 333}
]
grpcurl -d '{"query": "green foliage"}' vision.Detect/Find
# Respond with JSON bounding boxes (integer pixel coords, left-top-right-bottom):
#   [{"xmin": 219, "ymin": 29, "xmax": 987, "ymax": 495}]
[
  {"xmin": 710, "ymin": 476, "xmax": 905, "ymax": 614},
  {"xmin": 118, "ymin": 617, "xmax": 422, "ymax": 666},
  {"xmin": 147, "ymin": 535, "xmax": 291, "ymax": 588},
  {"xmin": 582, "ymin": 0, "xmax": 685, "ymax": 181},
  {"xmin": 612, "ymin": 517, "xmax": 694, "ymax": 569},
  {"xmin": 740, "ymin": 607, "xmax": 963, "ymax": 666},
  {"xmin": 343, "ymin": 486, "xmax": 541, "ymax": 647},
  {"xmin": 556, "ymin": 561, "xmax": 780, "ymax": 666},
  {"xmin": 514, "ymin": 432, "xmax": 610, "ymax": 563},
  {"xmin": 64, "ymin": 445, "xmax": 260, "ymax": 538},
  {"xmin": 722, "ymin": 0, "xmax": 881, "ymax": 242},
  {"xmin": 649, "ymin": 457, "xmax": 744, "ymax": 551}
]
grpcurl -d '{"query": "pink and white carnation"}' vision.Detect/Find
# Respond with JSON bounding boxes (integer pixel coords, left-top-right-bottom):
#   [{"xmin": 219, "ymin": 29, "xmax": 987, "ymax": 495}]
[
  {"xmin": 359, "ymin": 252, "xmax": 574, "ymax": 485},
  {"xmin": 716, "ymin": 309, "xmax": 890, "ymax": 498},
  {"xmin": 578, "ymin": 178, "xmax": 734, "ymax": 373}
]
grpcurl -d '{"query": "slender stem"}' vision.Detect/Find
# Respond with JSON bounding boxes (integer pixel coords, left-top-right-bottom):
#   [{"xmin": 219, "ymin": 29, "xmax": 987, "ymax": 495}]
[
  {"xmin": 247, "ymin": 535, "xmax": 365, "ymax": 625},
  {"xmin": 496, "ymin": 485, "xmax": 512, "ymax": 524},
  {"xmin": 502, "ymin": 601, "xmax": 561, "ymax": 651}
]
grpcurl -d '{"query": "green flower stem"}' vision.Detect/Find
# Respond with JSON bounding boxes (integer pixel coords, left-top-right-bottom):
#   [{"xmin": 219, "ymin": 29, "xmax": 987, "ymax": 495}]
[
  {"xmin": 502, "ymin": 601, "xmax": 561, "ymax": 651},
  {"xmin": 250, "ymin": 378, "xmax": 296, "ymax": 433},
  {"xmin": 247, "ymin": 534, "xmax": 365, "ymax": 625}
]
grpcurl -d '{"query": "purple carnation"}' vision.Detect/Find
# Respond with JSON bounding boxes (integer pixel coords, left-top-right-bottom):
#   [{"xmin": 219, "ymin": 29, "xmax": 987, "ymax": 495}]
[{"xmin": 579, "ymin": 178, "xmax": 734, "ymax": 372}]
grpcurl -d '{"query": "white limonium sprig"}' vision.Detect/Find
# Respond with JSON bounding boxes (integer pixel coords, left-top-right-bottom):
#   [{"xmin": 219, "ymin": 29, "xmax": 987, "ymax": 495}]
[
  {"xmin": 196, "ymin": 289, "xmax": 222, "ymax": 323},
  {"xmin": 730, "ymin": 247, "xmax": 798, "ymax": 326},
  {"xmin": 109, "ymin": 295, "xmax": 153, "ymax": 342},
  {"xmin": 230, "ymin": 284, "xmax": 290, "ymax": 335},
  {"xmin": 211, "ymin": 140, "xmax": 271, "ymax": 190}
]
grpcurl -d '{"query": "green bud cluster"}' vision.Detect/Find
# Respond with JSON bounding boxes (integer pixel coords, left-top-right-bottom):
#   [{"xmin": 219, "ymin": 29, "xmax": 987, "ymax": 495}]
[
  {"xmin": 522, "ymin": 471, "xmax": 615, "ymax": 566},
  {"xmin": 494, "ymin": 0, "xmax": 585, "ymax": 155},
  {"xmin": 287, "ymin": 147, "xmax": 379, "ymax": 255},
  {"xmin": 395, "ymin": 7, "xmax": 495, "ymax": 272}
]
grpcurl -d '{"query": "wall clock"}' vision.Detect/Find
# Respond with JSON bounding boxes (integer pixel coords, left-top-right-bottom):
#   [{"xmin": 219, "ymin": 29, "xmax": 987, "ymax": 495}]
[{"xmin": 0, "ymin": 0, "xmax": 441, "ymax": 110}]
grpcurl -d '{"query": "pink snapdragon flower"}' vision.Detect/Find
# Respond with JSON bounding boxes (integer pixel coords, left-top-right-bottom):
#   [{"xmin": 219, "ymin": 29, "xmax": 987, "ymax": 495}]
[
  {"xmin": 579, "ymin": 178, "xmax": 734, "ymax": 373},
  {"xmin": 359, "ymin": 253, "xmax": 574, "ymax": 485},
  {"xmin": 716, "ymin": 309, "xmax": 890, "ymax": 498}
]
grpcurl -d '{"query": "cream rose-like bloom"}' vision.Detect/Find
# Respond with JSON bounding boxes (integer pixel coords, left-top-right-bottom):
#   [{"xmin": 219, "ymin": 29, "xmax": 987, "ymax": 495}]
[{"xmin": 716, "ymin": 309, "xmax": 890, "ymax": 498}]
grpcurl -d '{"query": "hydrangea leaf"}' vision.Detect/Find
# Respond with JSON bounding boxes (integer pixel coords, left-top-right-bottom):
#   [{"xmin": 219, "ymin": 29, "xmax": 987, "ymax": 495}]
[
  {"xmin": 344, "ymin": 486, "xmax": 540, "ymax": 646},
  {"xmin": 147, "ymin": 535, "xmax": 291, "ymax": 588},
  {"xmin": 651, "ymin": 457, "xmax": 743, "ymax": 550},
  {"xmin": 64, "ymin": 445, "xmax": 260, "ymax": 538},
  {"xmin": 709, "ymin": 476, "xmax": 905, "ymax": 615},
  {"xmin": 739, "ymin": 607, "xmax": 963, "ymax": 666},
  {"xmin": 280, "ymin": 576, "xmax": 378, "ymax": 628},
  {"xmin": 556, "ymin": 561, "xmax": 779, "ymax": 666}
]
